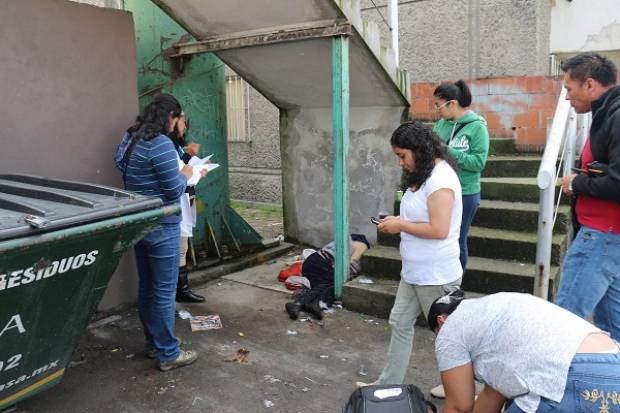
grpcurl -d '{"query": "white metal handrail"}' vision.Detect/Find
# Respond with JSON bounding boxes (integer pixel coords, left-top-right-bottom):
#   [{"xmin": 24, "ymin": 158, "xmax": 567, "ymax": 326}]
[{"xmin": 535, "ymin": 85, "xmax": 591, "ymax": 299}]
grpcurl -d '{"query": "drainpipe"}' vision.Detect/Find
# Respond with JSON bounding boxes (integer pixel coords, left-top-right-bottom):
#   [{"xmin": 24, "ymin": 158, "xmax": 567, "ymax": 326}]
[{"xmin": 387, "ymin": 0, "xmax": 399, "ymax": 66}]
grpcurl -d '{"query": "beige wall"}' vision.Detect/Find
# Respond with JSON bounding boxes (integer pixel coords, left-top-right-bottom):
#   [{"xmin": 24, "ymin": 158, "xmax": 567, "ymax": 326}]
[{"xmin": 0, "ymin": 0, "xmax": 139, "ymax": 310}]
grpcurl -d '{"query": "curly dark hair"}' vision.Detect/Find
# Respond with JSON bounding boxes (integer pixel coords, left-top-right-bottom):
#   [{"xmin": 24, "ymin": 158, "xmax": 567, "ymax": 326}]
[
  {"xmin": 127, "ymin": 93, "xmax": 183, "ymax": 142},
  {"xmin": 390, "ymin": 121, "xmax": 457, "ymax": 189}
]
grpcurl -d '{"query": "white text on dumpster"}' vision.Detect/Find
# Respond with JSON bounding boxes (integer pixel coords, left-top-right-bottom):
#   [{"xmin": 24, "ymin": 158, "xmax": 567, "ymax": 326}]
[{"xmin": 0, "ymin": 250, "xmax": 99, "ymax": 291}]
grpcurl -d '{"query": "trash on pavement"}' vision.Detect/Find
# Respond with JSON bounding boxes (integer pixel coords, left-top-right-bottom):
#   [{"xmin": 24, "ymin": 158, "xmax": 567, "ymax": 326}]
[
  {"xmin": 190, "ymin": 315, "xmax": 223, "ymax": 332},
  {"xmin": 224, "ymin": 348, "xmax": 250, "ymax": 364},
  {"xmin": 264, "ymin": 400, "xmax": 274, "ymax": 408},
  {"xmin": 88, "ymin": 315, "xmax": 122, "ymax": 329},
  {"xmin": 287, "ymin": 330, "xmax": 298, "ymax": 336},
  {"xmin": 178, "ymin": 309, "xmax": 192, "ymax": 320},
  {"xmin": 264, "ymin": 375, "xmax": 282, "ymax": 384},
  {"xmin": 357, "ymin": 276, "xmax": 375, "ymax": 284}
]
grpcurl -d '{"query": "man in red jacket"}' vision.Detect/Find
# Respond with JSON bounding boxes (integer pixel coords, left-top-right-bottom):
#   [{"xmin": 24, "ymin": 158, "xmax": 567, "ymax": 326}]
[{"xmin": 558, "ymin": 53, "xmax": 620, "ymax": 340}]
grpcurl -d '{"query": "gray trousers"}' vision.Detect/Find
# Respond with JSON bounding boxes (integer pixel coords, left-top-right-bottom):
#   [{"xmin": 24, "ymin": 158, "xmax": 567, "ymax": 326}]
[{"xmin": 377, "ymin": 277, "xmax": 462, "ymax": 384}]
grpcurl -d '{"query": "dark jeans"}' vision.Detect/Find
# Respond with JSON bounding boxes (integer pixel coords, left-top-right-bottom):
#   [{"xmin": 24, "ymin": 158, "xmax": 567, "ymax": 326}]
[
  {"xmin": 297, "ymin": 253, "xmax": 334, "ymax": 306},
  {"xmin": 460, "ymin": 193, "xmax": 481, "ymax": 272},
  {"xmin": 134, "ymin": 223, "xmax": 181, "ymax": 362},
  {"xmin": 556, "ymin": 226, "xmax": 620, "ymax": 340}
]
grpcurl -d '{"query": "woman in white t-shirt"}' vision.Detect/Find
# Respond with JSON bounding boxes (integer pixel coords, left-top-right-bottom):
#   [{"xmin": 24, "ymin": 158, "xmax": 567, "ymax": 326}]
[{"xmin": 358, "ymin": 120, "xmax": 463, "ymax": 386}]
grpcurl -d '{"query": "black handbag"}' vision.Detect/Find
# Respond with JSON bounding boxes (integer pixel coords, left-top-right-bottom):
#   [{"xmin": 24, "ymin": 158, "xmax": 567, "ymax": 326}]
[{"xmin": 343, "ymin": 384, "xmax": 437, "ymax": 413}]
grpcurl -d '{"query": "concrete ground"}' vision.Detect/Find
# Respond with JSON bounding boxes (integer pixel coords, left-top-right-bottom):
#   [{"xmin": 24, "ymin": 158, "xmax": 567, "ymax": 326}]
[{"xmin": 16, "ymin": 258, "xmax": 444, "ymax": 413}]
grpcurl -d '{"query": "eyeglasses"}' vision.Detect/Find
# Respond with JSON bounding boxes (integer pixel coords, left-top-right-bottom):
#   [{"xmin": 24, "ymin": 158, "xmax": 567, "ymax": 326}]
[{"xmin": 434, "ymin": 100, "xmax": 453, "ymax": 110}]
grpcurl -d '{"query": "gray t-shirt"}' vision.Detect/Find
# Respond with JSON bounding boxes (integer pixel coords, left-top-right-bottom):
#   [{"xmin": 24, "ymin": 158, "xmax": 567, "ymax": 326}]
[{"xmin": 435, "ymin": 293, "xmax": 600, "ymax": 412}]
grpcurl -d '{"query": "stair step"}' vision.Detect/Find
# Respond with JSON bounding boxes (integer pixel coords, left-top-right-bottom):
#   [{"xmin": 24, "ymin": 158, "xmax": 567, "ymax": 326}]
[
  {"xmin": 361, "ymin": 244, "xmax": 401, "ymax": 280},
  {"xmin": 489, "ymin": 137, "xmax": 519, "ymax": 156},
  {"xmin": 344, "ymin": 256, "xmax": 559, "ymax": 318},
  {"xmin": 483, "ymin": 155, "xmax": 542, "ymax": 178},
  {"xmin": 391, "ymin": 179, "xmax": 569, "ymax": 217},
  {"xmin": 380, "ymin": 200, "xmax": 569, "ymax": 246},
  {"xmin": 463, "ymin": 256, "xmax": 560, "ymax": 297},
  {"xmin": 363, "ymin": 238, "xmax": 563, "ymax": 284},
  {"xmin": 481, "ymin": 177, "xmax": 570, "ymax": 204},
  {"xmin": 343, "ymin": 277, "xmax": 399, "ymax": 319},
  {"xmin": 468, "ymin": 226, "xmax": 566, "ymax": 265},
  {"xmin": 474, "ymin": 200, "xmax": 569, "ymax": 234}
]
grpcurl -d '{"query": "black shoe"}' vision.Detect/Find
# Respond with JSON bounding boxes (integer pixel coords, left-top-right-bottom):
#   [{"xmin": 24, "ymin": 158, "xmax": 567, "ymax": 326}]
[
  {"xmin": 285, "ymin": 301, "xmax": 303, "ymax": 320},
  {"xmin": 304, "ymin": 301, "xmax": 323, "ymax": 320},
  {"xmin": 176, "ymin": 267, "xmax": 205, "ymax": 303}
]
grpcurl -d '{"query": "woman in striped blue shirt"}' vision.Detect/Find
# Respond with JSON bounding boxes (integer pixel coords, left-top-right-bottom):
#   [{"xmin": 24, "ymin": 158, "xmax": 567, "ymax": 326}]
[{"xmin": 115, "ymin": 93, "xmax": 198, "ymax": 372}]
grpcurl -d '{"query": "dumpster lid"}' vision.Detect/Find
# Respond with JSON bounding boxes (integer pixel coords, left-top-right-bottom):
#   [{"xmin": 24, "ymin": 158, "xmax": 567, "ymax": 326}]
[{"xmin": 0, "ymin": 174, "xmax": 163, "ymax": 241}]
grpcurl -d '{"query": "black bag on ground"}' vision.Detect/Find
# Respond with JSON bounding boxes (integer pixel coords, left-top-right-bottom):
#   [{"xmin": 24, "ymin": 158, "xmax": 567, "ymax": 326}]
[{"xmin": 343, "ymin": 384, "xmax": 437, "ymax": 413}]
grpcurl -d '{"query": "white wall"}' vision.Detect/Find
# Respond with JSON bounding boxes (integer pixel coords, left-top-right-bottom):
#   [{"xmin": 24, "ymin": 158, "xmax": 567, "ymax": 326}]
[{"xmin": 551, "ymin": 0, "xmax": 620, "ymax": 54}]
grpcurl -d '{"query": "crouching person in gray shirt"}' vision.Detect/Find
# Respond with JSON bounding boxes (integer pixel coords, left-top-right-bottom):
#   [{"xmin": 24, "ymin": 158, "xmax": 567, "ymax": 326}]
[{"xmin": 428, "ymin": 291, "xmax": 620, "ymax": 413}]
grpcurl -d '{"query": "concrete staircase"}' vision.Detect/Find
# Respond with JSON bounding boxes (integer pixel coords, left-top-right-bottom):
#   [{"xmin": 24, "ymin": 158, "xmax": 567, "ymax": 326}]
[{"xmin": 342, "ymin": 138, "xmax": 569, "ymax": 318}]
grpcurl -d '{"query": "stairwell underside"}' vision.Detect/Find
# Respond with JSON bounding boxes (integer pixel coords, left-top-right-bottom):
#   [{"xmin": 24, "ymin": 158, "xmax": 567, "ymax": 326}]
[{"xmin": 153, "ymin": 0, "xmax": 408, "ymax": 108}]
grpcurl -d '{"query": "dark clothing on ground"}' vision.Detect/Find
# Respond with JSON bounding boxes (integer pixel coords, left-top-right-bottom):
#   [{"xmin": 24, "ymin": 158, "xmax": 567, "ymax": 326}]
[{"xmin": 294, "ymin": 233, "xmax": 369, "ymax": 307}]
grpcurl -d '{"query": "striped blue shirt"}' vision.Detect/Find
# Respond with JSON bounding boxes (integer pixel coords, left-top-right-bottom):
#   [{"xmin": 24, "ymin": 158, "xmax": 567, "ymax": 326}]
[{"xmin": 115, "ymin": 133, "xmax": 187, "ymax": 224}]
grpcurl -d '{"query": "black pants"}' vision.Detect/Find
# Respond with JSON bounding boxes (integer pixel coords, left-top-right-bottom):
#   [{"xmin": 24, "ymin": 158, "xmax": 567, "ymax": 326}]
[{"xmin": 296, "ymin": 253, "xmax": 334, "ymax": 306}]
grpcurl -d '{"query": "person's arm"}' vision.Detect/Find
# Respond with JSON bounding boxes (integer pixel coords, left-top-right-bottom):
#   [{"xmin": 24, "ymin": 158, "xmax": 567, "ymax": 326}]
[
  {"xmin": 473, "ymin": 386, "xmax": 505, "ymax": 413},
  {"xmin": 571, "ymin": 114, "xmax": 620, "ymax": 202},
  {"xmin": 150, "ymin": 138, "xmax": 189, "ymax": 202},
  {"xmin": 441, "ymin": 363, "xmax": 475, "ymax": 413},
  {"xmin": 378, "ymin": 188, "xmax": 455, "ymax": 239},
  {"xmin": 447, "ymin": 123, "xmax": 489, "ymax": 173}
]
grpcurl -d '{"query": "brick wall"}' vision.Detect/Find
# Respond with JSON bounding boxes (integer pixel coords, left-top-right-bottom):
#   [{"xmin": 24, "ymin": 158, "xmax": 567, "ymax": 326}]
[{"xmin": 410, "ymin": 76, "xmax": 564, "ymax": 151}]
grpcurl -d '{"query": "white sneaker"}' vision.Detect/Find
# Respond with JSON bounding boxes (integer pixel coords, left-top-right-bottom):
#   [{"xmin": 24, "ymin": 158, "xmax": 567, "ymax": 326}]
[
  {"xmin": 430, "ymin": 384, "xmax": 446, "ymax": 399},
  {"xmin": 158, "ymin": 349, "xmax": 198, "ymax": 372}
]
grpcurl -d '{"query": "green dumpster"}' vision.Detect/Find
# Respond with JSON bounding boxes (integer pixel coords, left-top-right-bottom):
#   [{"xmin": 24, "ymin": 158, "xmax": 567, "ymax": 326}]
[{"xmin": 0, "ymin": 174, "xmax": 178, "ymax": 410}]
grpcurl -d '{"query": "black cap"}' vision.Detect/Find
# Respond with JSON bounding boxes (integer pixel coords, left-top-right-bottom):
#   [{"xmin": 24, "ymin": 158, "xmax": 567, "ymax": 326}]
[{"xmin": 427, "ymin": 288, "xmax": 465, "ymax": 331}]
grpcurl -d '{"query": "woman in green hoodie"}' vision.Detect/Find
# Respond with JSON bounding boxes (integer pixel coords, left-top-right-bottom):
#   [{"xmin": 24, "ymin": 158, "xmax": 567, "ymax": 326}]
[{"xmin": 433, "ymin": 80, "xmax": 489, "ymax": 273}]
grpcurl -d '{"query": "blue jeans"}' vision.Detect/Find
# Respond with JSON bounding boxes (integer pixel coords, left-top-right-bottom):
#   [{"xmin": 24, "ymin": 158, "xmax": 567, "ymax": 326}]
[
  {"xmin": 505, "ymin": 351, "xmax": 620, "ymax": 412},
  {"xmin": 460, "ymin": 193, "xmax": 481, "ymax": 271},
  {"xmin": 134, "ymin": 223, "xmax": 181, "ymax": 362},
  {"xmin": 556, "ymin": 226, "xmax": 620, "ymax": 340}
]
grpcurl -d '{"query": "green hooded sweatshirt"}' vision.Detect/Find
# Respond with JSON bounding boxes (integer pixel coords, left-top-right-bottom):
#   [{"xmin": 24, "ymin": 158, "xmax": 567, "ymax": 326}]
[{"xmin": 433, "ymin": 111, "xmax": 490, "ymax": 195}]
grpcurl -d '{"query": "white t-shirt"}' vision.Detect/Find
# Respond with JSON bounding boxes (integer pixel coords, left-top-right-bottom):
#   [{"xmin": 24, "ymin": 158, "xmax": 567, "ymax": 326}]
[
  {"xmin": 399, "ymin": 160, "xmax": 462, "ymax": 285},
  {"xmin": 436, "ymin": 293, "xmax": 600, "ymax": 412}
]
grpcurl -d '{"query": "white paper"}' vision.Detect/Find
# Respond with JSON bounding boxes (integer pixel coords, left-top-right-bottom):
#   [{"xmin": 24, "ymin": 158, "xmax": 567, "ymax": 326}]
[
  {"xmin": 188, "ymin": 154, "xmax": 213, "ymax": 167},
  {"xmin": 187, "ymin": 163, "xmax": 219, "ymax": 186},
  {"xmin": 179, "ymin": 155, "xmax": 218, "ymax": 186},
  {"xmin": 373, "ymin": 388, "xmax": 402, "ymax": 400}
]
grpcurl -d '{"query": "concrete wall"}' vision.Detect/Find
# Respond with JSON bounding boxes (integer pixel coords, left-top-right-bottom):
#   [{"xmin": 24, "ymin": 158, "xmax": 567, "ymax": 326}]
[
  {"xmin": 410, "ymin": 76, "xmax": 563, "ymax": 149},
  {"xmin": 281, "ymin": 107, "xmax": 405, "ymax": 248},
  {"xmin": 550, "ymin": 0, "xmax": 620, "ymax": 54},
  {"xmin": 361, "ymin": 0, "xmax": 551, "ymax": 81},
  {"xmin": 228, "ymin": 87, "xmax": 282, "ymax": 204},
  {"xmin": 0, "ymin": 0, "xmax": 139, "ymax": 310}
]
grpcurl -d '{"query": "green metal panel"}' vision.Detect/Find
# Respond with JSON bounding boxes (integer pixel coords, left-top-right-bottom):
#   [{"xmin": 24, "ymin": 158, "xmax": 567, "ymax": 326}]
[
  {"xmin": 0, "ymin": 206, "xmax": 171, "ymax": 409},
  {"xmin": 332, "ymin": 36, "xmax": 350, "ymax": 298},
  {"xmin": 124, "ymin": 0, "xmax": 261, "ymax": 256}
]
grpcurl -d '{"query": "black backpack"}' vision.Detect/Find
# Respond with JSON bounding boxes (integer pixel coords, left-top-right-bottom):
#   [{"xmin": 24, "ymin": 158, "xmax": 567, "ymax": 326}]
[{"xmin": 343, "ymin": 384, "xmax": 437, "ymax": 413}]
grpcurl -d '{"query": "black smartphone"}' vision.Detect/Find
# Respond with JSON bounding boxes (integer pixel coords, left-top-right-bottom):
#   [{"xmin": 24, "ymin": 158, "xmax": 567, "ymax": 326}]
[
  {"xmin": 370, "ymin": 217, "xmax": 380, "ymax": 225},
  {"xmin": 571, "ymin": 167, "xmax": 587, "ymax": 174}
]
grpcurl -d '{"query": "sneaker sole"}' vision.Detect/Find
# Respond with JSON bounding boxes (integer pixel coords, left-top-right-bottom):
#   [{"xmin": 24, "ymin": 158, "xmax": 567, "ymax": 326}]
[{"xmin": 158, "ymin": 354, "xmax": 198, "ymax": 372}]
